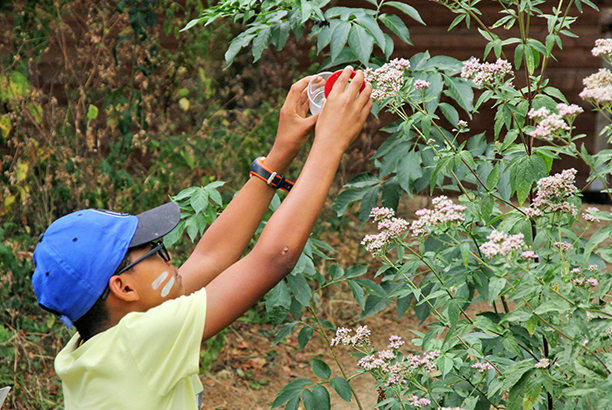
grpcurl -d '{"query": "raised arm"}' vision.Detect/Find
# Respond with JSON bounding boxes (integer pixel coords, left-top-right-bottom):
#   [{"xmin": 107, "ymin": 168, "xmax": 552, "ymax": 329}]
[
  {"xmin": 202, "ymin": 67, "xmax": 373, "ymax": 341},
  {"xmin": 179, "ymin": 76, "xmax": 318, "ymax": 295}
]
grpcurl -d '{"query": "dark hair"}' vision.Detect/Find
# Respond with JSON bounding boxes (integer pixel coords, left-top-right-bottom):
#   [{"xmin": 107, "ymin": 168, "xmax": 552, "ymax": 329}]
[{"xmin": 74, "ymin": 253, "xmax": 132, "ymax": 342}]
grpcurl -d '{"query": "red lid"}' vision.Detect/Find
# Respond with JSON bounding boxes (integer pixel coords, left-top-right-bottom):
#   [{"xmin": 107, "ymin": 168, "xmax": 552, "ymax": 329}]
[{"xmin": 324, "ymin": 69, "xmax": 366, "ymax": 98}]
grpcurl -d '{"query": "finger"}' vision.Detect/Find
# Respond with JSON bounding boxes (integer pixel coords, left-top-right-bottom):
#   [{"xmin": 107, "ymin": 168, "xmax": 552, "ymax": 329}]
[
  {"xmin": 346, "ymin": 70, "xmax": 366, "ymax": 99},
  {"xmin": 328, "ymin": 66, "xmax": 353, "ymax": 97},
  {"xmin": 285, "ymin": 76, "xmax": 313, "ymax": 107},
  {"xmin": 356, "ymin": 81, "xmax": 373, "ymax": 106}
]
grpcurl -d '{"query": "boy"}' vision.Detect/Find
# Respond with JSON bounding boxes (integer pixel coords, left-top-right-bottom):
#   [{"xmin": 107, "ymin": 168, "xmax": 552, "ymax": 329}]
[{"xmin": 32, "ymin": 67, "xmax": 372, "ymax": 409}]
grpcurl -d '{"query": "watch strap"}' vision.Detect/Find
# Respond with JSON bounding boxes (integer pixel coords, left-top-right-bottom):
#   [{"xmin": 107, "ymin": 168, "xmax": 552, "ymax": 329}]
[{"xmin": 249, "ymin": 157, "xmax": 294, "ymax": 193}]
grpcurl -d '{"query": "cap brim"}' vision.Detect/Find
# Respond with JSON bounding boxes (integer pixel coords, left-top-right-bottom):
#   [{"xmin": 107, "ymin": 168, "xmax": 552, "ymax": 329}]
[{"xmin": 129, "ymin": 202, "xmax": 181, "ymax": 247}]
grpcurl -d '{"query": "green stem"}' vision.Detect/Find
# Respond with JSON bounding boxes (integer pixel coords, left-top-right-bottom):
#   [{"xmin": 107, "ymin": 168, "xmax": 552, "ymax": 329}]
[{"xmin": 308, "ymin": 307, "xmax": 365, "ymax": 410}]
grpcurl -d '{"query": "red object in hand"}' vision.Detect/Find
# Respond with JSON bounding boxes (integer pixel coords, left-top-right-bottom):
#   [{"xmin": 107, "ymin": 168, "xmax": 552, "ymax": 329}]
[{"xmin": 324, "ymin": 69, "xmax": 366, "ymax": 98}]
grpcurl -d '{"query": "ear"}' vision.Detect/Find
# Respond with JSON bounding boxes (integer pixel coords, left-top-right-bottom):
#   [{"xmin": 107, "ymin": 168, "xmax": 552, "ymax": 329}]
[{"xmin": 108, "ymin": 275, "xmax": 139, "ymax": 302}]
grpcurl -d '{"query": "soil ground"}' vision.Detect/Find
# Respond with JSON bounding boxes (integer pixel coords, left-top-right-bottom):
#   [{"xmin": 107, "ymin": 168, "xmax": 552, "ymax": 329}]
[{"xmin": 198, "ymin": 197, "xmax": 612, "ymax": 410}]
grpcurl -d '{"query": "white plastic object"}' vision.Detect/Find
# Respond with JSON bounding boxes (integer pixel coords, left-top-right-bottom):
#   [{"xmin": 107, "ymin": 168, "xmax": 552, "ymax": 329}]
[{"xmin": 307, "ymin": 72, "xmax": 332, "ymax": 115}]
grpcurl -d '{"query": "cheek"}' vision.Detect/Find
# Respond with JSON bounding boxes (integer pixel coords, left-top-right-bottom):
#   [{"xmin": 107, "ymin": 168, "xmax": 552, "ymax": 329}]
[{"xmin": 151, "ymin": 271, "xmax": 175, "ymax": 298}]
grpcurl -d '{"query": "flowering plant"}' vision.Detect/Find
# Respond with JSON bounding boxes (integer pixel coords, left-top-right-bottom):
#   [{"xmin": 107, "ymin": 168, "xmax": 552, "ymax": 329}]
[{"xmin": 191, "ymin": 0, "xmax": 612, "ymax": 409}]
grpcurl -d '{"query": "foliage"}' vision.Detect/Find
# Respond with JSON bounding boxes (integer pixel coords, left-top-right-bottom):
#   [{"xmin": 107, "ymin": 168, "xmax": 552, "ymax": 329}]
[
  {"xmin": 182, "ymin": 0, "xmax": 425, "ymax": 68},
  {"xmin": 0, "ymin": 0, "xmax": 302, "ymax": 407},
  {"xmin": 197, "ymin": 0, "xmax": 612, "ymax": 409}
]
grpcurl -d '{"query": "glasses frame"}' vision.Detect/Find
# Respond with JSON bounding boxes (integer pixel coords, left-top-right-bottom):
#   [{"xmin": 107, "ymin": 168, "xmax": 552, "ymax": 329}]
[{"xmin": 100, "ymin": 241, "xmax": 170, "ymax": 300}]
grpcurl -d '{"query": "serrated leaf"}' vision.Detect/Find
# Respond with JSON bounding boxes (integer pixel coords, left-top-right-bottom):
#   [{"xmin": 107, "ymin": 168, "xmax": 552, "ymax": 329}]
[
  {"xmin": 330, "ymin": 20, "xmax": 351, "ymax": 61},
  {"xmin": 298, "ymin": 326, "xmax": 314, "ymax": 350},
  {"xmin": 348, "ymin": 24, "xmax": 374, "ymax": 65},
  {"xmin": 385, "ymin": 2, "xmax": 425, "ymax": 24},
  {"xmin": 312, "ymin": 385, "xmax": 330, "ymax": 410},
  {"xmin": 312, "ymin": 358, "xmax": 332, "ymax": 379},
  {"xmin": 379, "ymin": 14, "xmax": 411, "ymax": 45},
  {"xmin": 252, "ymin": 26, "xmax": 271, "ymax": 62},
  {"xmin": 330, "ymin": 377, "xmax": 352, "ymax": 402}
]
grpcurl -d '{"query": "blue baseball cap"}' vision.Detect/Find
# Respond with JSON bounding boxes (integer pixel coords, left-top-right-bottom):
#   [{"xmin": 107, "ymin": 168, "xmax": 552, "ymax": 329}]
[{"xmin": 32, "ymin": 202, "xmax": 180, "ymax": 328}]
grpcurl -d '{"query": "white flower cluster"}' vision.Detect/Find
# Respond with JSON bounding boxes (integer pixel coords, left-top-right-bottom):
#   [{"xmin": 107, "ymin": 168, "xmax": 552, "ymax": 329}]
[
  {"xmin": 524, "ymin": 169, "xmax": 579, "ymax": 218},
  {"xmin": 582, "ymin": 207, "xmax": 600, "ymax": 222},
  {"xmin": 592, "ymin": 38, "xmax": 612, "ymax": 58},
  {"xmin": 330, "ymin": 326, "xmax": 371, "ymax": 347},
  {"xmin": 408, "ymin": 396, "xmax": 431, "ymax": 408},
  {"xmin": 534, "ymin": 358, "xmax": 550, "ymax": 369},
  {"xmin": 410, "ymin": 196, "xmax": 467, "ymax": 236},
  {"xmin": 364, "ymin": 58, "xmax": 411, "ymax": 102},
  {"xmin": 580, "ymin": 68, "xmax": 612, "ymax": 105},
  {"xmin": 361, "ymin": 207, "xmax": 409, "ymax": 256},
  {"xmin": 461, "ymin": 57, "xmax": 513, "ymax": 86},
  {"xmin": 527, "ymin": 104, "xmax": 581, "ymax": 141},
  {"xmin": 479, "ymin": 229, "xmax": 528, "ymax": 258},
  {"xmin": 471, "ymin": 361, "xmax": 494, "ymax": 373},
  {"xmin": 407, "ymin": 349, "xmax": 440, "ymax": 372}
]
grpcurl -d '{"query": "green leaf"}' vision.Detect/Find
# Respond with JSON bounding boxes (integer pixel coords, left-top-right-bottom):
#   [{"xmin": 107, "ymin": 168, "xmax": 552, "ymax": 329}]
[
  {"xmin": 273, "ymin": 321, "xmax": 298, "ymax": 345},
  {"xmin": 225, "ymin": 31, "xmax": 256, "ymax": 67},
  {"xmin": 330, "ymin": 377, "xmax": 352, "ymax": 402},
  {"xmin": 347, "ymin": 280, "xmax": 366, "ymax": 309},
  {"xmin": 379, "ymin": 14, "xmax": 412, "ymax": 45},
  {"xmin": 359, "ymin": 185, "xmax": 380, "ymax": 223},
  {"xmin": 180, "ymin": 17, "xmax": 203, "ymax": 32},
  {"xmin": 252, "ymin": 26, "xmax": 272, "ymax": 62},
  {"xmin": 266, "ymin": 280, "xmax": 292, "ymax": 325},
  {"xmin": 286, "ymin": 273, "xmax": 312, "ymax": 306},
  {"xmin": 382, "ymin": 177, "xmax": 402, "ymax": 210},
  {"xmin": 439, "ymin": 102, "xmax": 459, "ymax": 126},
  {"xmin": 302, "ymin": 389, "xmax": 315, "ymax": 410},
  {"xmin": 345, "ymin": 265, "xmax": 367, "ymax": 279},
  {"xmin": 272, "ymin": 378, "xmax": 314, "ymax": 408},
  {"xmin": 357, "ymin": 14, "xmax": 386, "ymax": 49},
  {"xmin": 488, "ymin": 277, "xmax": 506, "ymax": 304},
  {"xmin": 481, "ymin": 195, "xmax": 495, "ymax": 221},
  {"xmin": 330, "ymin": 20, "xmax": 351, "ymax": 61},
  {"xmin": 312, "ymin": 358, "xmax": 332, "ymax": 379},
  {"xmin": 444, "ymin": 76, "xmax": 474, "ymax": 114},
  {"xmin": 487, "ymin": 164, "xmax": 500, "ymax": 189},
  {"xmin": 312, "ymin": 385, "xmax": 331, "ymax": 410},
  {"xmin": 190, "ymin": 188, "xmax": 209, "ymax": 213},
  {"xmin": 348, "ymin": 24, "xmax": 374, "ymax": 65},
  {"xmin": 331, "ymin": 188, "xmax": 365, "ymax": 217},
  {"xmin": 385, "ymin": 2, "xmax": 425, "ymax": 24},
  {"xmin": 298, "ymin": 326, "xmax": 314, "ymax": 350},
  {"xmin": 397, "ymin": 151, "xmax": 423, "ymax": 193},
  {"xmin": 87, "ymin": 104, "xmax": 99, "ymax": 121}
]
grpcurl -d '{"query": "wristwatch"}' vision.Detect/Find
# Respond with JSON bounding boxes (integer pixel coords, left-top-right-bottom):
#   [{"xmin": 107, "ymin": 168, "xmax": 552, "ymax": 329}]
[{"xmin": 249, "ymin": 157, "xmax": 294, "ymax": 193}]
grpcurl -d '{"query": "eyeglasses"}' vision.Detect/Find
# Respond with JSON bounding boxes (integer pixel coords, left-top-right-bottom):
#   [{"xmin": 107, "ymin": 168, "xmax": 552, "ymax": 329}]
[{"xmin": 101, "ymin": 241, "xmax": 171, "ymax": 300}]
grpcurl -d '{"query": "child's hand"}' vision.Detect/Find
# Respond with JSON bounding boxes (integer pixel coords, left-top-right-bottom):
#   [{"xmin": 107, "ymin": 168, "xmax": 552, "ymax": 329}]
[
  {"xmin": 314, "ymin": 67, "xmax": 373, "ymax": 155},
  {"xmin": 266, "ymin": 76, "xmax": 319, "ymax": 172}
]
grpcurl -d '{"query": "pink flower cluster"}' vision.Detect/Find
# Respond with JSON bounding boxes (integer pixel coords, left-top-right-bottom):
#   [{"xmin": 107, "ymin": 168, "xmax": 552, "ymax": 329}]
[
  {"xmin": 414, "ymin": 79, "xmax": 431, "ymax": 90},
  {"xmin": 388, "ymin": 335, "xmax": 405, "ymax": 349},
  {"xmin": 331, "ymin": 326, "xmax": 371, "ymax": 347},
  {"xmin": 362, "ymin": 207, "xmax": 410, "ymax": 256},
  {"xmin": 592, "ymin": 38, "xmax": 612, "ymax": 58},
  {"xmin": 524, "ymin": 169, "xmax": 579, "ymax": 218},
  {"xmin": 580, "ymin": 68, "xmax": 612, "ymax": 105},
  {"xmin": 410, "ymin": 196, "xmax": 467, "ymax": 236},
  {"xmin": 521, "ymin": 250, "xmax": 539, "ymax": 260},
  {"xmin": 527, "ymin": 106, "xmax": 574, "ymax": 141},
  {"xmin": 582, "ymin": 207, "xmax": 600, "ymax": 222},
  {"xmin": 461, "ymin": 57, "xmax": 513, "ymax": 86},
  {"xmin": 407, "ymin": 349, "xmax": 440, "ymax": 372},
  {"xmin": 364, "ymin": 58, "xmax": 411, "ymax": 102},
  {"xmin": 554, "ymin": 241, "xmax": 572, "ymax": 251},
  {"xmin": 479, "ymin": 229, "xmax": 526, "ymax": 258},
  {"xmin": 471, "ymin": 361, "xmax": 494, "ymax": 373},
  {"xmin": 572, "ymin": 277, "xmax": 598, "ymax": 288},
  {"xmin": 408, "ymin": 395, "xmax": 431, "ymax": 408}
]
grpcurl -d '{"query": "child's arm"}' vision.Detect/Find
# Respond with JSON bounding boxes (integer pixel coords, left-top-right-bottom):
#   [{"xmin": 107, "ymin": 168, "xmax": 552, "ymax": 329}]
[
  {"xmin": 202, "ymin": 67, "xmax": 372, "ymax": 341},
  {"xmin": 179, "ymin": 76, "xmax": 319, "ymax": 295}
]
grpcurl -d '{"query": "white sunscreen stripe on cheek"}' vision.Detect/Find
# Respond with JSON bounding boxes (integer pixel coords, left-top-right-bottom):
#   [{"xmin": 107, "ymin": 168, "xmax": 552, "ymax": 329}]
[
  {"xmin": 152, "ymin": 271, "xmax": 169, "ymax": 290},
  {"xmin": 160, "ymin": 276, "xmax": 175, "ymax": 298}
]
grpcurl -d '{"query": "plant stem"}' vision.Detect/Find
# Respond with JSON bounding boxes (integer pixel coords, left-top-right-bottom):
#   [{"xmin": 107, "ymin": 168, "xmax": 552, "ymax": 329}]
[{"xmin": 308, "ymin": 306, "xmax": 365, "ymax": 410}]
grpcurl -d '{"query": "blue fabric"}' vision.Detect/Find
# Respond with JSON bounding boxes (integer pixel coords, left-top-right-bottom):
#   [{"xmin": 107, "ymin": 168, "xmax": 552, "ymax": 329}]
[{"xmin": 32, "ymin": 209, "xmax": 139, "ymax": 326}]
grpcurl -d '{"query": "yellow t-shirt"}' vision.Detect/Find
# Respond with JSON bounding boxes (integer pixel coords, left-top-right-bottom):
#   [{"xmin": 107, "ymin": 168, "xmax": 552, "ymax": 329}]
[{"xmin": 55, "ymin": 288, "xmax": 207, "ymax": 410}]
